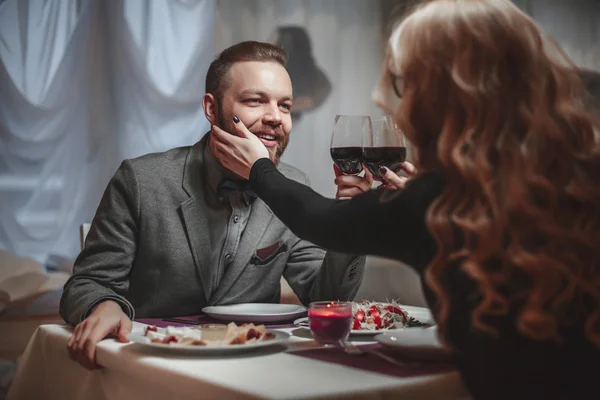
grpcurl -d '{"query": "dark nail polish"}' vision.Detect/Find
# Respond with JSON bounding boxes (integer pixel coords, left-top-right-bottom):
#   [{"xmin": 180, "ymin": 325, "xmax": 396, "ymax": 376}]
[
  {"xmin": 233, "ymin": 116, "xmax": 240, "ymax": 123},
  {"xmin": 379, "ymin": 166, "xmax": 387, "ymax": 175}
]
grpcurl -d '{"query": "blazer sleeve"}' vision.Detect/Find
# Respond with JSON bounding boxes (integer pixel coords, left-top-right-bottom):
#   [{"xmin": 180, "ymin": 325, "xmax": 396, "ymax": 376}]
[{"xmin": 59, "ymin": 160, "xmax": 140, "ymax": 325}]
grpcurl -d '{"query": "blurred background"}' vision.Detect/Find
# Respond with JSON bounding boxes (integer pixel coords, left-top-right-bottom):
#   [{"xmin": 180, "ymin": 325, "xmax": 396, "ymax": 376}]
[{"xmin": 0, "ymin": 0, "xmax": 599, "ymax": 390}]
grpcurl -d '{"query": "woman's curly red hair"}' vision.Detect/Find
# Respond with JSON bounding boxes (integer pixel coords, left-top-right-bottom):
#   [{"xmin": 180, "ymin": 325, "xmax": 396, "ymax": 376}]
[{"xmin": 390, "ymin": 0, "xmax": 600, "ymax": 345}]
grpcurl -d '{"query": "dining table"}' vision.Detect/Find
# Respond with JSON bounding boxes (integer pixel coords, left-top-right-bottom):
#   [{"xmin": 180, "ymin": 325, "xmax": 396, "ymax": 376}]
[{"xmin": 6, "ymin": 311, "xmax": 471, "ymax": 400}]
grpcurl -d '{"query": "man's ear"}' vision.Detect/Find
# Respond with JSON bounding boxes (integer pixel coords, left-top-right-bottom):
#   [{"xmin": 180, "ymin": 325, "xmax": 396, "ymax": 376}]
[{"xmin": 202, "ymin": 93, "xmax": 219, "ymax": 125}]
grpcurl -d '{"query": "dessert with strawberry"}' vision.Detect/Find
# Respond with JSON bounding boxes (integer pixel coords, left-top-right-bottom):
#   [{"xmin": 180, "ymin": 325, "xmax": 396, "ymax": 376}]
[{"xmin": 351, "ymin": 301, "xmax": 410, "ymax": 331}]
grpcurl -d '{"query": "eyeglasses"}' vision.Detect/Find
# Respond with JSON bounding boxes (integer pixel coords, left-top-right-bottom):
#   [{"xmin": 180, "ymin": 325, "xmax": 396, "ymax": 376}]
[{"xmin": 391, "ymin": 72, "xmax": 403, "ymax": 98}]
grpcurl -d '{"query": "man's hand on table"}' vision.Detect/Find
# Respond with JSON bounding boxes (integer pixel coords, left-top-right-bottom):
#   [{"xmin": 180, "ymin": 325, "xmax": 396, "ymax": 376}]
[{"xmin": 67, "ymin": 300, "xmax": 132, "ymax": 370}]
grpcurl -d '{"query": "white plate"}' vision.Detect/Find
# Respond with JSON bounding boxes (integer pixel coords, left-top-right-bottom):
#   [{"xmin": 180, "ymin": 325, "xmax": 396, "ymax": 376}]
[
  {"xmin": 293, "ymin": 317, "xmax": 405, "ymax": 336},
  {"xmin": 202, "ymin": 303, "xmax": 307, "ymax": 323},
  {"xmin": 351, "ymin": 328, "xmax": 397, "ymax": 336},
  {"xmin": 127, "ymin": 329, "xmax": 289, "ymax": 354},
  {"xmin": 294, "ymin": 305, "xmax": 435, "ymax": 336},
  {"xmin": 399, "ymin": 305, "xmax": 435, "ymax": 325},
  {"xmin": 375, "ymin": 326, "xmax": 453, "ymax": 360}
]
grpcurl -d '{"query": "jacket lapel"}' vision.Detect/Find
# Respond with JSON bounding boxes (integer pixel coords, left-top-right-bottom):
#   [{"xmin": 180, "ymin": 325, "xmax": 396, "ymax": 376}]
[
  {"xmin": 180, "ymin": 137, "xmax": 214, "ymax": 303},
  {"xmin": 209, "ymin": 199, "xmax": 274, "ymax": 304}
]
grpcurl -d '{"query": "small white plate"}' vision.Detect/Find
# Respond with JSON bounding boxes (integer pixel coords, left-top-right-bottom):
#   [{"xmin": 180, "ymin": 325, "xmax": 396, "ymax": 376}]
[
  {"xmin": 127, "ymin": 329, "xmax": 289, "ymax": 354},
  {"xmin": 202, "ymin": 303, "xmax": 307, "ymax": 323},
  {"xmin": 294, "ymin": 305, "xmax": 435, "ymax": 336},
  {"xmin": 375, "ymin": 326, "xmax": 453, "ymax": 360}
]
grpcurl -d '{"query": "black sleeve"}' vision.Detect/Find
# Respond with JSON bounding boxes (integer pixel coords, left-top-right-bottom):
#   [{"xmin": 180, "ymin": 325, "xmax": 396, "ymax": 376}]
[{"xmin": 249, "ymin": 158, "xmax": 445, "ymax": 269}]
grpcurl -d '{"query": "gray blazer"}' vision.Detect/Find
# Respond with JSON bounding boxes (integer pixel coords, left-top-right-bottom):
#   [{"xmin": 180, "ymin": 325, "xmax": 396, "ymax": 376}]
[{"xmin": 60, "ymin": 138, "xmax": 365, "ymax": 324}]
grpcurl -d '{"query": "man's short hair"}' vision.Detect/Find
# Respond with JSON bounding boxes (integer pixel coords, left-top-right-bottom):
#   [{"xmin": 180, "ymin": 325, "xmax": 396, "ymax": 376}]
[{"xmin": 205, "ymin": 41, "xmax": 288, "ymax": 104}]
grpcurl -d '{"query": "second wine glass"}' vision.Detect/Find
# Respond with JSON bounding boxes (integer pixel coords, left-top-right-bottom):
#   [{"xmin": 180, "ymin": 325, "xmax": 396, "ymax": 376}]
[{"xmin": 363, "ymin": 116, "xmax": 407, "ymax": 181}]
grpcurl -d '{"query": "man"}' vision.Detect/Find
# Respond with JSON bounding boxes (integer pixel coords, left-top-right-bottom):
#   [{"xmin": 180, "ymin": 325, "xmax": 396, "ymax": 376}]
[{"xmin": 60, "ymin": 41, "xmax": 368, "ymax": 370}]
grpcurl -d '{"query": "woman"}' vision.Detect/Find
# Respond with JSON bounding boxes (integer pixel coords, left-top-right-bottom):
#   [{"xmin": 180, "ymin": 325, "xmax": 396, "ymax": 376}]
[{"xmin": 211, "ymin": 0, "xmax": 600, "ymax": 398}]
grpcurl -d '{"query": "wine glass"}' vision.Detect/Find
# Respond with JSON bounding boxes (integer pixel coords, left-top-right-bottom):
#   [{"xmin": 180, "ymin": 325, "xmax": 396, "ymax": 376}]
[
  {"xmin": 330, "ymin": 115, "xmax": 370, "ymax": 175},
  {"xmin": 363, "ymin": 116, "xmax": 407, "ymax": 181}
]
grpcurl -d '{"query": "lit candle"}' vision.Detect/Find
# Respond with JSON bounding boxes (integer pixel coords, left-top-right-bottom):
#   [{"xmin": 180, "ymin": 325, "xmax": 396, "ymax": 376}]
[{"xmin": 308, "ymin": 301, "xmax": 353, "ymax": 345}]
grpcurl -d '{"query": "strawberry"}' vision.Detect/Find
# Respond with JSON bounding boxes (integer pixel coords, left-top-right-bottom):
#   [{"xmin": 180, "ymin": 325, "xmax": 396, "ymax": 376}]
[
  {"xmin": 385, "ymin": 305, "xmax": 408, "ymax": 324},
  {"xmin": 163, "ymin": 335, "xmax": 178, "ymax": 344},
  {"xmin": 355, "ymin": 309, "xmax": 365, "ymax": 322},
  {"xmin": 145, "ymin": 325, "xmax": 158, "ymax": 334},
  {"xmin": 369, "ymin": 305, "xmax": 380, "ymax": 318},
  {"xmin": 384, "ymin": 305, "xmax": 402, "ymax": 314},
  {"xmin": 374, "ymin": 315, "xmax": 382, "ymax": 329},
  {"xmin": 353, "ymin": 318, "xmax": 361, "ymax": 330}
]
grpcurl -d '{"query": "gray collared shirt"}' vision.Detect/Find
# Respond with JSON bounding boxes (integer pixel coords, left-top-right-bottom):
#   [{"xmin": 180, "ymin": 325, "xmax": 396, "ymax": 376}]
[{"xmin": 202, "ymin": 142, "xmax": 252, "ymax": 288}]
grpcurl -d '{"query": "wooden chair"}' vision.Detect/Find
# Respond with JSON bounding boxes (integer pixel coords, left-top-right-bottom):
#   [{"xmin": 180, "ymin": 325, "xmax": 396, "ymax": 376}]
[{"xmin": 79, "ymin": 223, "xmax": 91, "ymax": 250}]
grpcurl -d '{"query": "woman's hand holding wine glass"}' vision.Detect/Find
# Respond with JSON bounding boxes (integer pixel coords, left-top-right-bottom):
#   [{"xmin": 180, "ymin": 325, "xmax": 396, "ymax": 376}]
[{"xmin": 378, "ymin": 161, "xmax": 416, "ymax": 190}]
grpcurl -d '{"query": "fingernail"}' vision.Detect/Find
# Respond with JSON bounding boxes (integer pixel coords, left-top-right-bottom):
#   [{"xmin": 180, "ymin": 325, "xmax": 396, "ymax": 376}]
[
  {"xmin": 233, "ymin": 116, "xmax": 240, "ymax": 123},
  {"xmin": 379, "ymin": 166, "xmax": 387, "ymax": 175}
]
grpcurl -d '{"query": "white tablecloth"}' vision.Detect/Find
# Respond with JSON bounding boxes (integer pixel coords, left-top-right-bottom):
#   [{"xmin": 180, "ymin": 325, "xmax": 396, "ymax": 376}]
[{"xmin": 7, "ymin": 323, "xmax": 470, "ymax": 400}]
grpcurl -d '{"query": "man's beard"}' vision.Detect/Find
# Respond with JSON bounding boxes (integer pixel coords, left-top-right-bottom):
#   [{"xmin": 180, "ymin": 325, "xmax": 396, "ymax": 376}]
[{"xmin": 217, "ymin": 109, "xmax": 289, "ymax": 166}]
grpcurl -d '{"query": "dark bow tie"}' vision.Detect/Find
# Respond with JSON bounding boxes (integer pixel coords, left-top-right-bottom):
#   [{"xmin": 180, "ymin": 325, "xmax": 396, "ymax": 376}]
[{"xmin": 216, "ymin": 178, "xmax": 256, "ymax": 199}]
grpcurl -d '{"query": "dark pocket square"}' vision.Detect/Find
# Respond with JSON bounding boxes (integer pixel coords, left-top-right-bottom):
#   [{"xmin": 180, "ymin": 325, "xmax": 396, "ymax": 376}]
[{"xmin": 252, "ymin": 242, "xmax": 288, "ymax": 265}]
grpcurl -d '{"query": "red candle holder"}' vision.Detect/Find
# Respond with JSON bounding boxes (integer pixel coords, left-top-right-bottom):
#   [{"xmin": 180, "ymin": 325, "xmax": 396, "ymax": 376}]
[{"xmin": 308, "ymin": 301, "xmax": 353, "ymax": 346}]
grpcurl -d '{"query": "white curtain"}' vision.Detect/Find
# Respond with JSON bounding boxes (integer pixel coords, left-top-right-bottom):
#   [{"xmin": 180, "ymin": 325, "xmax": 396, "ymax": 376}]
[
  {"xmin": 0, "ymin": 0, "xmax": 215, "ymax": 266},
  {"xmin": 0, "ymin": 0, "xmax": 98, "ymax": 265},
  {"xmin": 107, "ymin": 0, "xmax": 215, "ymax": 161},
  {"xmin": 216, "ymin": 0, "xmax": 384, "ymax": 197}
]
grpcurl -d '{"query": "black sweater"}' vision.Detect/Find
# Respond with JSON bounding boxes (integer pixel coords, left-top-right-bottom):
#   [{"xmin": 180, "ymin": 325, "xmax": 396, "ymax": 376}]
[{"xmin": 250, "ymin": 158, "xmax": 600, "ymax": 400}]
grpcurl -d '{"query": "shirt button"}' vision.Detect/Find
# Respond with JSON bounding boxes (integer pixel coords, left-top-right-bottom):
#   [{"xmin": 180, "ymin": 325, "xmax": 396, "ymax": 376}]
[
  {"xmin": 233, "ymin": 216, "xmax": 240, "ymax": 223},
  {"xmin": 225, "ymin": 253, "xmax": 232, "ymax": 260}
]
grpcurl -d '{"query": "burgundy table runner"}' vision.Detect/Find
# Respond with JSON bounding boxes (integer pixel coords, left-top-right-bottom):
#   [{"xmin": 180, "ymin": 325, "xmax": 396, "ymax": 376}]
[{"xmin": 289, "ymin": 343, "xmax": 456, "ymax": 379}]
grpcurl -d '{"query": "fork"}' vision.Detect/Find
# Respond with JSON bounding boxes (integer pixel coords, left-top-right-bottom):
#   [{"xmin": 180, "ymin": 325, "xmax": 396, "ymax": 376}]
[{"xmin": 340, "ymin": 341, "xmax": 418, "ymax": 369}]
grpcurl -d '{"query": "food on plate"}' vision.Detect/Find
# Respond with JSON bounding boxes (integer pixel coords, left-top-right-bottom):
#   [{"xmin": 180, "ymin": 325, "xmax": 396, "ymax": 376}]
[
  {"xmin": 352, "ymin": 300, "xmax": 410, "ymax": 331},
  {"xmin": 143, "ymin": 322, "xmax": 276, "ymax": 346}
]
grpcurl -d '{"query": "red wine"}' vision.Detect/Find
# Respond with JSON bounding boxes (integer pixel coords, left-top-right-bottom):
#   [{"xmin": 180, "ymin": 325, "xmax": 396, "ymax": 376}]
[
  {"xmin": 363, "ymin": 146, "xmax": 407, "ymax": 181},
  {"xmin": 330, "ymin": 147, "xmax": 363, "ymax": 175},
  {"xmin": 308, "ymin": 314, "xmax": 352, "ymax": 345}
]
